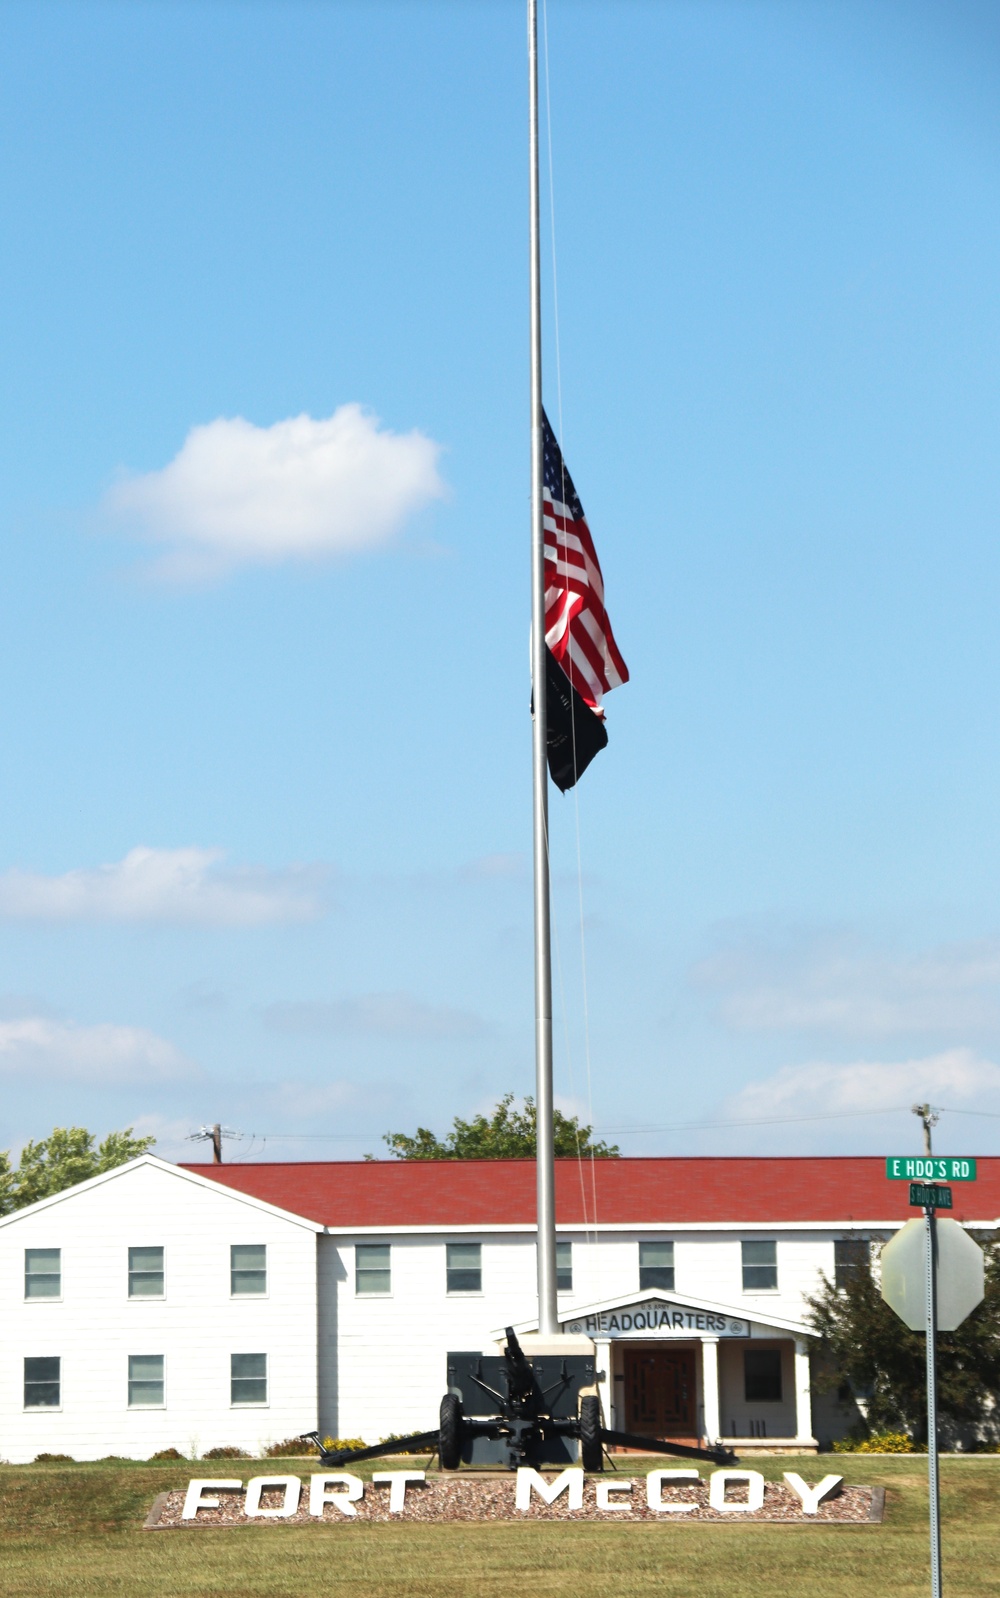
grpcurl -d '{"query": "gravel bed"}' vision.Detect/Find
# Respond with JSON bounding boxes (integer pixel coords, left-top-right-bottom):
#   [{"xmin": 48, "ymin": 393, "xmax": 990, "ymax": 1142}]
[{"xmin": 149, "ymin": 1474, "xmax": 878, "ymax": 1527}]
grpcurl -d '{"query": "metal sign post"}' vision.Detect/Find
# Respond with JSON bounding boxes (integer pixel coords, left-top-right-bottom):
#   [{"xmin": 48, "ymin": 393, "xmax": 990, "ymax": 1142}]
[
  {"xmin": 924, "ymin": 1202, "xmax": 942, "ymax": 1598},
  {"xmin": 881, "ymin": 1184, "xmax": 985, "ymax": 1598}
]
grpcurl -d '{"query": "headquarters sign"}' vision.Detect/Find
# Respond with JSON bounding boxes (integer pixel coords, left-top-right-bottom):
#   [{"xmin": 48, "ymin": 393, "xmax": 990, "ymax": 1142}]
[{"xmin": 565, "ymin": 1302, "xmax": 750, "ymax": 1339}]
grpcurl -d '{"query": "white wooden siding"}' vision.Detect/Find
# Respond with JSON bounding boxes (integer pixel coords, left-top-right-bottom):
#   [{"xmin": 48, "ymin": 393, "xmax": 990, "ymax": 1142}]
[{"xmin": 0, "ymin": 1159, "xmax": 318, "ymax": 1463}]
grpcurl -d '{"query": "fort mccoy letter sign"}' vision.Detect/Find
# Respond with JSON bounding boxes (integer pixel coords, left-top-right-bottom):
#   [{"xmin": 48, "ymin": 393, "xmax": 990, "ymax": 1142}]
[{"xmin": 145, "ymin": 1468, "xmax": 884, "ymax": 1528}]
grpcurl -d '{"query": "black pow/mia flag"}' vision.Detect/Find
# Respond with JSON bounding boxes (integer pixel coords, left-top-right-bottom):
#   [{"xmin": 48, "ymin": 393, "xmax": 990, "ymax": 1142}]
[{"xmin": 543, "ymin": 645, "xmax": 609, "ymax": 792}]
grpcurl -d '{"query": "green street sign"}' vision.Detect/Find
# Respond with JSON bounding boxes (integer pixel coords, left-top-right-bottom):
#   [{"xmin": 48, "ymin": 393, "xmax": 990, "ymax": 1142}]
[
  {"xmin": 886, "ymin": 1156, "xmax": 976, "ymax": 1182},
  {"xmin": 909, "ymin": 1182, "xmax": 953, "ymax": 1209}
]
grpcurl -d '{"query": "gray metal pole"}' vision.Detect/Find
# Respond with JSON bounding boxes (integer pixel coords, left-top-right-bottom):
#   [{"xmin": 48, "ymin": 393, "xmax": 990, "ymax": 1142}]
[
  {"xmin": 528, "ymin": 0, "xmax": 558, "ymax": 1337},
  {"xmin": 925, "ymin": 1205, "xmax": 942, "ymax": 1598}
]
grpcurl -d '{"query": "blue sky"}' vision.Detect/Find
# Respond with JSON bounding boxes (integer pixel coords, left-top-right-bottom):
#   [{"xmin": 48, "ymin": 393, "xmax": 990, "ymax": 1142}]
[{"xmin": 2, "ymin": 0, "xmax": 1000, "ymax": 1164}]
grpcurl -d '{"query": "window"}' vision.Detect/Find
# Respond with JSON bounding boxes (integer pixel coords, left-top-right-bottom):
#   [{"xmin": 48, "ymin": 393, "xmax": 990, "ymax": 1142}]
[
  {"xmin": 446, "ymin": 1241, "xmax": 481, "ymax": 1294},
  {"xmin": 231, "ymin": 1244, "xmax": 266, "ymax": 1296},
  {"xmin": 231, "ymin": 1352, "xmax": 267, "ymax": 1405},
  {"xmin": 744, "ymin": 1348, "xmax": 782, "ymax": 1402},
  {"xmin": 741, "ymin": 1240, "xmax": 777, "ymax": 1291},
  {"xmin": 556, "ymin": 1240, "xmax": 573, "ymax": 1293},
  {"xmin": 834, "ymin": 1238, "xmax": 870, "ymax": 1290},
  {"xmin": 24, "ymin": 1356, "xmax": 60, "ymax": 1408},
  {"xmin": 356, "ymin": 1243, "xmax": 391, "ymax": 1294},
  {"xmin": 129, "ymin": 1247, "xmax": 165, "ymax": 1298},
  {"xmin": 639, "ymin": 1241, "xmax": 674, "ymax": 1291},
  {"xmin": 25, "ymin": 1248, "xmax": 61, "ymax": 1299},
  {"xmin": 128, "ymin": 1354, "xmax": 164, "ymax": 1407}
]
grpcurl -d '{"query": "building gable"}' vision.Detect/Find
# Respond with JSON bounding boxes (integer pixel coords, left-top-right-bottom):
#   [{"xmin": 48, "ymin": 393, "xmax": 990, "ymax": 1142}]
[{"xmin": 0, "ymin": 1153, "xmax": 323, "ymax": 1233}]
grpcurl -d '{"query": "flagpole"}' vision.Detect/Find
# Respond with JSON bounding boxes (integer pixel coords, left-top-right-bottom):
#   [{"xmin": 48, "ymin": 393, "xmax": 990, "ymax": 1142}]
[{"xmin": 528, "ymin": 0, "xmax": 559, "ymax": 1338}]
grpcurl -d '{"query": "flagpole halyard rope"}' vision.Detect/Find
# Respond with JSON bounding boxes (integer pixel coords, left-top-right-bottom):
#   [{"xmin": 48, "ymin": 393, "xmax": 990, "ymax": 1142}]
[{"xmin": 542, "ymin": 0, "xmax": 602, "ymax": 1296}]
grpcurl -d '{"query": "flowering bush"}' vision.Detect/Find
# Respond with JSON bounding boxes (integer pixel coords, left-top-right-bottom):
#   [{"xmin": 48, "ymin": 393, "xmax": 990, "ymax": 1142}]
[
  {"xmin": 834, "ymin": 1431, "xmax": 915, "ymax": 1453},
  {"xmin": 265, "ymin": 1435, "xmax": 368, "ymax": 1457},
  {"xmin": 203, "ymin": 1445, "xmax": 250, "ymax": 1459}
]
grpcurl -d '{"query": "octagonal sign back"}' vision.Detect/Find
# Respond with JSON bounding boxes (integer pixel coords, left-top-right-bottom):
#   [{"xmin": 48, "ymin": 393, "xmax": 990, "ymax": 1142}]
[{"xmin": 880, "ymin": 1217, "xmax": 985, "ymax": 1331}]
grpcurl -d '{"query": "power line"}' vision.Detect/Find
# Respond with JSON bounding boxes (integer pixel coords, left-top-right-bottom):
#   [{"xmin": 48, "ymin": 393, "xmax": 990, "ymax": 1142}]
[
  {"xmin": 191, "ymin": 1102, "xmax": 1000, "ymax": 1153},
  {"xmin": 937, "ymin": 1105, "xmax": 1000, "ymax": 1120},
  {"xmin": 202, "ymin": 1104, "xmax": 920, "ymax": 1142}
]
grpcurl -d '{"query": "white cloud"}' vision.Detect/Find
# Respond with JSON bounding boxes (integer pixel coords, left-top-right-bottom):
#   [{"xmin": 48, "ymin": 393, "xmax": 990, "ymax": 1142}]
[
  {"xmin": 693, "ymin": 931, "xmax": 1000, "ymax": 1039},
  {"xmin": 267, "ymin": 1079, "xmax": 378, "ymax": 1119},
  {"xmin": 0, "ymin": 1016, "xmax": 194, "ymax": 1085},
  {"xmin": 263, "ymin": 991, "xmax": 486, "ymax": 1040},
  {"xmin": 458, "ymin": 853, "xmax": 527, "ymax": 882},
  {"xmin": 0, "ymin": 846, "xmax": 326, "ymax": 926},
  {"xmin": 723, "ymin": 1048, "xmax": 1000, "ymax": 1124},
  {"xmin": 107, "ymin": 1113, "xmax": 199, "ymax": 1162},
  {"xmin": 102, "ymin": 405, "xmax": 445, "ymax": 580}
]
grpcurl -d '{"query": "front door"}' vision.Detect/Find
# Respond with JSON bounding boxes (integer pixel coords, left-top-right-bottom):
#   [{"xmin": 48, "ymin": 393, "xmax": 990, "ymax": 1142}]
[{"xmin": 623, "ymin": 1346, "xmax": 697, "ymax": 1438}]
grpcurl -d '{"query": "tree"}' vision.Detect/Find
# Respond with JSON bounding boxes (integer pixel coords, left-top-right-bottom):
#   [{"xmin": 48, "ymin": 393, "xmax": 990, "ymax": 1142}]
[
  {"xmin": 0, "ymin": 1126, "xmax": 156, "ymax": 1216},
  {"xmin": 381, "ymin": 1093, "xmax": 619, "ymax": 1161},
  {"xmin": 806, "ymin": 1235, "xmax": 1000, "ymax": 1445}
]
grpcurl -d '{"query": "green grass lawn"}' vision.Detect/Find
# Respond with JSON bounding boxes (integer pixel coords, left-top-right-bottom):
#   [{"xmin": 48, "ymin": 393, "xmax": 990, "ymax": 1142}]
[{"xmin": 1, "ymin": 1454, "xmax": 997, "ymax": 1598}]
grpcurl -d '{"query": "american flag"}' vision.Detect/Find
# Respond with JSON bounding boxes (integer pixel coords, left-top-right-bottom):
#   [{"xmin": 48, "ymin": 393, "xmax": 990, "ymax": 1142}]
[{"xmin": 542, "ymin": 410, "xmax": 629, "ymax": 715}]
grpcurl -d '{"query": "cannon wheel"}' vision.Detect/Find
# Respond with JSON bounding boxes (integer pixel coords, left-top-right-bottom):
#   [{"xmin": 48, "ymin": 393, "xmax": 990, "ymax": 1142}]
[
  {"xmin": 439, "ymin": 1392, "xmax": 464, "ymax": 1470},
  {"xmin": 579, "ymin": 1395, "xmax": 603, "ymax": 1473}
]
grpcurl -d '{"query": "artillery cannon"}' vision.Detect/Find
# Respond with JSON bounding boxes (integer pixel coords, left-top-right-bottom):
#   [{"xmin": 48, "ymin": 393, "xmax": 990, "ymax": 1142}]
[{"xmin": 308, "ymin": 1327, "xmax": 736, "ymax": 1473}]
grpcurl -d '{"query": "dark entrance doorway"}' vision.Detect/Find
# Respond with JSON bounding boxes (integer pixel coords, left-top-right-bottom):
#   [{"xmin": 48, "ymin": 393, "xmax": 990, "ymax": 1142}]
[{"xmin": 623, "ymin": 1346, "xmax": 697, "ymax": 1438}]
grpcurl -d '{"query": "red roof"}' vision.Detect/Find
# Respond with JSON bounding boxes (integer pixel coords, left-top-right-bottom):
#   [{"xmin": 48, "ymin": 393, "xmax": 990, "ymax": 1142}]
[{"xmin": 180, "ymin": 1156, "xmax": 1000, "ymax": 1228}]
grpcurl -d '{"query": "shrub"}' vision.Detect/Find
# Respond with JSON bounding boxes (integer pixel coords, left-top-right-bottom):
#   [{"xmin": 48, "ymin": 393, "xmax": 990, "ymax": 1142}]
[
  {"xmin": 149, "ymin": 1447, "xmax": 186, "ymax": 1462},
  {"xmin": 834, "ymin": 1431, "xmax": 915, "ymax": 1453},
  {"xmin": 203, "ymin": 1445, "xmax": 250, "ymax": 1459},
  {"xmin": 264, "ymin": 1435, "xmax": 368, "ymax": 1458},
  {"xmin": 33, "ymin": 1453, "xmax": 74, "ymax": 1464}
]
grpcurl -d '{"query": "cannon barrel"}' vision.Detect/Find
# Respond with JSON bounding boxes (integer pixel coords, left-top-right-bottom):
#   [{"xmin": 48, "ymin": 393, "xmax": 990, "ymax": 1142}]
[{"xmin": 502, "ymin": 1325, "xmax": 537, "ymax": 1404}]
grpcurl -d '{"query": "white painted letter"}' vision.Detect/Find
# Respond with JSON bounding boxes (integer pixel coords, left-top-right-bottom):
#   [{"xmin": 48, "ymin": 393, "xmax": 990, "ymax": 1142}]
[
  {"xmin": 646, "ymin": 1469, "xmax": 700, "ymax": 1513},
  {"xmin": 244, "ymin": 1475, "xmax": 301, "ymax": 1518},
  {"xmin": 181, "ymin": 1479, "xmax": 242, "ymax": 1519},
  {"xmin": 309, "ymin": 1473, "xmax": 365, "ymax": 1518},
  {"xmin": 515, "ymin": 1467, "xmax": 584, "ymax": 1511},
  {"xmin": 372, "ymin": 1471, "xmax": 425, "ymax": 1513},
  {"xmin": 708, "ymin": 1470, "xmax": 765, "ymax": 1513},
  {"xmin": 595, "ymin": 1479, "xmax": 633, "ymax": 1511},
  {"xmin": 783, "ymin": 1472, "xmax": 843, "ymax": 1514}
]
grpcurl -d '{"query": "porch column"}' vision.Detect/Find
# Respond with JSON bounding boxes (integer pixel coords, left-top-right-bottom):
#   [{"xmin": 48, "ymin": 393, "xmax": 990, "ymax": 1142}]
[
  {"xmin": 700, "ymin": 1337, "xmax": 720, "ymax": 1444},
  {"xmin": 793, "ymin": 1338, "xmax": 815, "ymax": 1444},
  {"xmin": 594, "ymin": 1339, "xmax": 612, "ymax": 1426}
]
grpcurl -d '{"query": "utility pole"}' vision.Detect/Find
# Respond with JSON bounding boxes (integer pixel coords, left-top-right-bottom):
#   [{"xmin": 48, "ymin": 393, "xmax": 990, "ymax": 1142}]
[
  {"xmin": 186, "ymin": 1123, "xmax": 230, "ymax": 1163},
  {"xmin": 912, "ymin": 1103, "xmax": 939, "ymax": 1155}
]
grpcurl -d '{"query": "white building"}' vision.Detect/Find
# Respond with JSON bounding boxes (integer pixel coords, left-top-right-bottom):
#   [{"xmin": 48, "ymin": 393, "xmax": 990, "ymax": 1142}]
[{"xmin": 1, "ymin": 1153, "xmax": 995, "ymax": 1463}]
